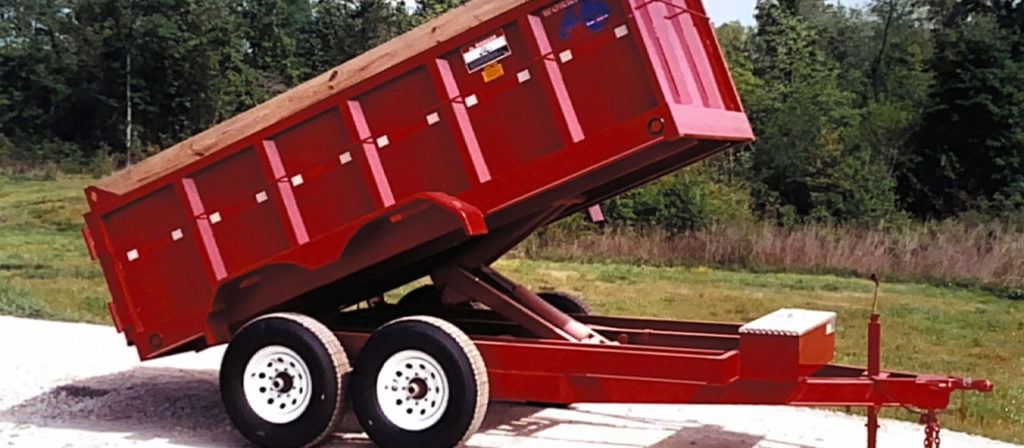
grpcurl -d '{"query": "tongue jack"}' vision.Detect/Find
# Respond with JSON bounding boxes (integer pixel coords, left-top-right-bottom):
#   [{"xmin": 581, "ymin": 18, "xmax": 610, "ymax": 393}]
[{"xmin": 867, "ymin": 273, "xmax": 882, "ymax": 448}]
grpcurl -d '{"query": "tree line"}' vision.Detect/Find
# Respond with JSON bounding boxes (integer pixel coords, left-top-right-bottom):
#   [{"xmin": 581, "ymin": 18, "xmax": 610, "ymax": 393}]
[
  {"xmin": 0, "ymin": 0, "xmax": 464, "ymax": 166},
  {"xmin": 1, "ymin": 0, "xmax": 1022, "ymax": 224},
  {"xmin": 610, "ymin": 0, "xmax": 1024, "ymax": 227}
]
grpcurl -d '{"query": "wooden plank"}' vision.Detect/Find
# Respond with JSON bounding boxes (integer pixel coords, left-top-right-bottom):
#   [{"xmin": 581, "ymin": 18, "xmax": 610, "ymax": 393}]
[{"xmin": 94, "ymin": 0, "xmax": 535, "ymax": 196}]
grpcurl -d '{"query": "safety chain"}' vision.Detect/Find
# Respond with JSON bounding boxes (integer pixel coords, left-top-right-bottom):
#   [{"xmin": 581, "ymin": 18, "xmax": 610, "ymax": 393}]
[
  {"xmin": 871, "ymin": 379, "xmax": 945, "ymax": 448},
  {"xmin": 921, "ymin": 411, "xmax": 941, "ymax": 448}
]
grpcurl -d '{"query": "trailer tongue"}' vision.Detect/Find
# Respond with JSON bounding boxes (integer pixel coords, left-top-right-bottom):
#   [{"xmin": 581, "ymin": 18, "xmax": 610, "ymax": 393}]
[{"xmin": 81, "ymin": 0, "xmax": 992, "ymax": 447}]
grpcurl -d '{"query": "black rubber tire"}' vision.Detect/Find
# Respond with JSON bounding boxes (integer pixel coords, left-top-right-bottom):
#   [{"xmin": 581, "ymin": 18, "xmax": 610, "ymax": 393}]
[
  {"xmin": 538, "ymin": 291, "xmax": 591, "ymax": 315},
  {"xmin": 220, "ymin": 313, "xmax": 350, "ymax": 448},
  {"xmin": 353, "ymin": 316, "xmax": 488, "ymax": 448}
]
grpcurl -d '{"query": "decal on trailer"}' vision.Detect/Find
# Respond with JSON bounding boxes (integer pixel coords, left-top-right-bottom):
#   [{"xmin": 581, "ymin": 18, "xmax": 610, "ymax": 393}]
[
  {"xmin": 462, "ymin": 30, "xmax": 512, "ymax": 74},
  {"xmin": 481, "ymin": 62, "xmax": 505, "ymax": 83},
  {"xmin": 546, "ymin": 0, "xmax": 611, "ymax": 40}
]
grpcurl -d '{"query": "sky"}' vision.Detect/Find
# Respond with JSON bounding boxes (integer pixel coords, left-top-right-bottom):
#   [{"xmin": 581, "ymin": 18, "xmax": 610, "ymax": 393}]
[{"xmin": 704, "ymin": 0, "xmax": 870, "ymax": 26}]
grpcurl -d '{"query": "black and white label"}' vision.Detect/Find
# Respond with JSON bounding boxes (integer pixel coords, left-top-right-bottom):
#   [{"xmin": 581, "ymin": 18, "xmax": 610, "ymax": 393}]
[{"xmin": 462, "ymin": 30, "xmax": 512, "ymax": 73}]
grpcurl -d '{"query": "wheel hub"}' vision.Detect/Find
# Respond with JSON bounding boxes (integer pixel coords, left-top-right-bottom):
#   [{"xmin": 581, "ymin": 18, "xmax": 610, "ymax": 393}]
[
  {"xmin": 273, "ymin": 372, "xmax": 295, "ymax": 393},
  {"xmin": 243, "ymin": 345, "xmax": 313, "ymax": 424},
  {"xmin": 376, "ymin": 349, "xmax": 450, "ymax": 431},
  {"xmin": 407, "ymin": 378, "xmax": 428, "ymax": 399}
]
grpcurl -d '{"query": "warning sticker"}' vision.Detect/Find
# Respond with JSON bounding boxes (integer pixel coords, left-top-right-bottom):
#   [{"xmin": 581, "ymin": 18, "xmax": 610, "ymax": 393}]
[
  {"xmin": 462, "ymin": 30, "xmax": 512, "ymax": 73},
  {"xmin": 481, "ymin": 62, "xmax": 505, "ymax": 83}
]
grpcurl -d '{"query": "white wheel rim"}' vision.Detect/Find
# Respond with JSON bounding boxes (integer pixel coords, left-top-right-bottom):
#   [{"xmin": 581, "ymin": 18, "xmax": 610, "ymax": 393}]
[
  {"xmin": 376, "ymin": 349, "xmax": 449, "ymax": 431},
  {"xmin": 243, "ymin": 345, "xmax": 313, "ymax": 424}
]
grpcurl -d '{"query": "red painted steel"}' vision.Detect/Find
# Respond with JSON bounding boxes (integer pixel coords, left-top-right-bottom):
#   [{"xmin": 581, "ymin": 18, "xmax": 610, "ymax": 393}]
[
  {"xmin": 330, "ymin": 312, "xmax": 991, "ymax": 408},
  {"xmin": 740, "ymin": 323, "xmax": 835, "ymax": 382},
  {"xmin": 867, "ymin": 313, "xmax": 882, "ymax": 447},
  {"xmin": 83, "ymin": 0, "xmax": 752, "ymax": 359},
  {"xmin": 80, "ymin": 1, "xmax": 990, "ymax": 444}
]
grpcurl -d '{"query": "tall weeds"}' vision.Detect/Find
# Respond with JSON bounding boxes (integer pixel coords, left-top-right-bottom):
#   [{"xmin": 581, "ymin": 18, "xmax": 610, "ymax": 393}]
[{"xmin": 517, "ymin": 221, "xmax": 1024, "ymax": 289}]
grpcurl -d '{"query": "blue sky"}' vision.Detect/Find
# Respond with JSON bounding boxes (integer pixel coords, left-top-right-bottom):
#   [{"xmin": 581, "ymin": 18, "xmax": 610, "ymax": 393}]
[{"xmin": 705, "ymin": 0, "xmax": 870, "ymax": 26}]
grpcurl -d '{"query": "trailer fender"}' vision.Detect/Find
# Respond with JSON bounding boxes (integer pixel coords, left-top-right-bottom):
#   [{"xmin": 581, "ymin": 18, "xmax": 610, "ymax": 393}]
[
  {"xmin": 337, "ymin": 192, "xmax": 488, "ymax": 266},
  {"xmin": 203, "ymin": 193, "xmax": 487, "ymax": 344},
  {"xmin": 274, "ymin": 192, "xmax": 488, "ymax": 271}
]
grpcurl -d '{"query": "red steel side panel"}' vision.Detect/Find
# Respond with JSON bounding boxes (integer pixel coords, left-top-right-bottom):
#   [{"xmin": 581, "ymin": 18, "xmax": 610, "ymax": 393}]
[
  {"xmin": 440, "ymin": 22, "xmax": 567, "ymax": 178},
  {"xmin": 356, "ymin": 67, "xmax": 475, "ymax": 199},
  {"xmin": 269, "ymin": 109, "xmax": 378, "ymax": 240},
  {"xmin": 85, "ymin": 0, "xmax": 755, "ymax": 359},
  {"xmin": 101, "ymin": 186, "xmax": 211, "ymax": 329},
  {"xmin": 536, "ymin": 0, "xmax": 660, "ymax": 137}
]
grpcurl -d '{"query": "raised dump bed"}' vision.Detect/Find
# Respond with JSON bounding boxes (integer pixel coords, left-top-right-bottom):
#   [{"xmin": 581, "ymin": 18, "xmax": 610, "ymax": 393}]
[
  {"xmin": 83, "ymin": 0, "xmax": 751, "ymax": 360},
  {"xmin": 80, "ymin": 1, "xmax": 990, "ymax": 447}
]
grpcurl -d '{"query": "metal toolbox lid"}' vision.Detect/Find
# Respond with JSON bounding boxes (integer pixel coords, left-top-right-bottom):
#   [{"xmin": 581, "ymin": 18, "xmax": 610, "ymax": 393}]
[{"xmin": 739, "ymin": 309, "xmax": 837, "ymax": 337}]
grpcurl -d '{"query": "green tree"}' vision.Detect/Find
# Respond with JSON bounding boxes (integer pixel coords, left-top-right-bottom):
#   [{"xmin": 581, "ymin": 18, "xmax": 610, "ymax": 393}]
[
  {"xmin": 749, "ymin": 1, "xmax": 881, "ymax": 221},
  {"xmin": 238, "ymin": 0, "xmax": 311, "ymax": 91},
  {"xmin": 904, "ymin": 6, "xmax": 1024, "ymax": 216},
  {"xmin": 605, "ymin": 169, "xmax": 754, "ymax": 231},
  {"xmin": 415, "ymin": 0, "xmax": 470, "ymax": 20},
  {"xmin": 69, "ymin": 0, "xmax": 259, "ymax": 155},
  {"xmin": 299, "ymin": 0, "xmax": 411, "ymax": 75},
  {"xmin": 0, "ymin": 0, "xmax": 77, "ymax": 161},
  {"xmin": 857, "ymin": 0, "xmax": 933, "ymax": 197}
]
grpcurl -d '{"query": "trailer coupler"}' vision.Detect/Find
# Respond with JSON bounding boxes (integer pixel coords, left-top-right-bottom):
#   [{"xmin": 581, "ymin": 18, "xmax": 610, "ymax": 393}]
[{"xmin": 863, "ymin": 312, "xmax": 991, "ymax": 448}]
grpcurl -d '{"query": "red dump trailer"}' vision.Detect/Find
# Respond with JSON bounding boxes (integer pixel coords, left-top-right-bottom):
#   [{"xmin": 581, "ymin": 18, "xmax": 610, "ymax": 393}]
[{"xmin": 81, "ymin": 0, "xmax": 991, "ymax": 447}]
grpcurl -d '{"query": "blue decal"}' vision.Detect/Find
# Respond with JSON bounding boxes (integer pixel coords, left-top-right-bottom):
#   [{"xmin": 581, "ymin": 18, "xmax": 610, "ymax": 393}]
[{"xmin": 558, "ymin": 0, "xmax": 612, "ymax": 40}]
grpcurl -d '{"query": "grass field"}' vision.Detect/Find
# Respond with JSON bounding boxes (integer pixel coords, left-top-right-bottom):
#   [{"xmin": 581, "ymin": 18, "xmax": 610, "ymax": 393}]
[
  {"xmin": 1, "ymin": 175, "xmax": 1022, "ymax": 443},
  {"xmin": 0, "ymin": 175, "xmax": 109, "ymax": 322},
  {"xmin": 491, "ymin": 258, "xmax": 1024, "ymax": 443}
]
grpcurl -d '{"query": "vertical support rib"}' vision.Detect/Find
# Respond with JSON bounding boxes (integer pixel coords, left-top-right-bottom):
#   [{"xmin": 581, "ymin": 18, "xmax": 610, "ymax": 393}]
[
  {"xmin": 262, "ymin": 140, "xmax": 310, "ymax": 246},
  {"xmin": 181, "ymin": 178, "xmax": 228, "ymax": 281},
  {"xmin": 638, "ymin": 0, "xmax": 702, "ymax": 105},
  {"xmin": 632, "ymin": 0, "xmax": 682, "ymax": 104},
  {"xmin": 434, "ymin": 58, "xmax": 493, "ymax": 184},
  {"xmin": 347, "ymin": 100, "xmax": 396, "ymax": 207},
  {"xmin": 526, "ymin": 15, "xmax": 585, "ymax": 143},
  {"xmin": 670, "ymin": 11, "xmax": 720, "ymax": 108}
]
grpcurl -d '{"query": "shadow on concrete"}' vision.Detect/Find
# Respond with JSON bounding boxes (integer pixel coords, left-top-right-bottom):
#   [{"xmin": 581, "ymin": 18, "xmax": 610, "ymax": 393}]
[
  {"xmin": 0, "ymin": 366, "xmax": 810, "ymax": 448},
  {"xmin": 0, "ymin": 367, "xmax": 243, "ymax": 447},
  {"xmin": 465, "ymin": 404, "xmax": 815, "ymax": 448}
]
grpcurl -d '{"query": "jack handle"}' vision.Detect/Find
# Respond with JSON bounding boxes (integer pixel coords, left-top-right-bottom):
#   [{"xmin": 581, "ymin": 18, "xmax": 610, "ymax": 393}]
[{"xmin": 870, "ymin": 273, "xmax": 881, "ymax": 315}]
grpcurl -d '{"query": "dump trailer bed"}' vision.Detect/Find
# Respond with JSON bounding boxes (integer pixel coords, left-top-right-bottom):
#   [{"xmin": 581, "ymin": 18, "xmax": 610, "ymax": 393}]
[
  {"xmin": 83, "ymin": 0, "xmax": 750, "ymax": 359},
  {"xmin": 81, "ymin": 1, "xmax": 990, "ymax": 447}
]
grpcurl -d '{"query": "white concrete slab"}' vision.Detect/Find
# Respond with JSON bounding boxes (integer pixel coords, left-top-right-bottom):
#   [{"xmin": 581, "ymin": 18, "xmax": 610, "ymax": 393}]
[{"xmin": 0, "ymin": 316, "xmax": 1016, "ymax": 448}]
